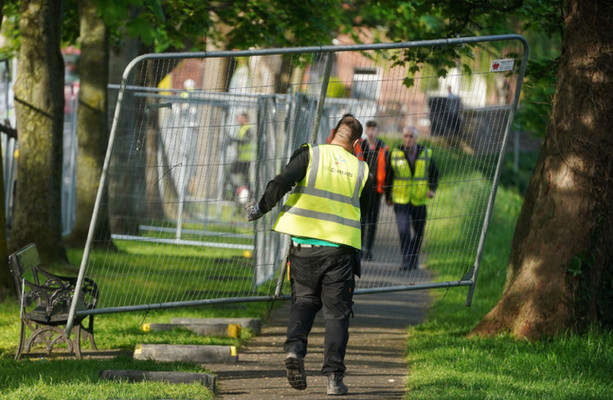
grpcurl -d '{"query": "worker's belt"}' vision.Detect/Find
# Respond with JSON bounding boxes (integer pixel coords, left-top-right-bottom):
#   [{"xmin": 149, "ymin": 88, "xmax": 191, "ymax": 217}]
[{"xmin": 291, "ymin": 241, "xmax": 323, "ymax": 249}]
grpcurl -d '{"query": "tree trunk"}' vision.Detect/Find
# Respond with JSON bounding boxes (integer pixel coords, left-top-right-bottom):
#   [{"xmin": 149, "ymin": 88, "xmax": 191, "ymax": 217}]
[
  {"xmin": 144, "ymin": 57, "xmax": 175, "ymax": 221},
  {"xmin": 146, "ymin": 41, "xmax": 231, "ymax": 221},
  {"xmin": 64, "ymin": 0, "xmax": 112, "ymax": 248},
  {"xmin": 471, "ymin": 0, "xmax": 613, "ymax": 339},
  {"xmin": 9, "ymin": 0, "xmax": 67, "ymax": 265},
  {"xmin": 106, "ymin": 13, "xmax": 142, "ymax": 235}
]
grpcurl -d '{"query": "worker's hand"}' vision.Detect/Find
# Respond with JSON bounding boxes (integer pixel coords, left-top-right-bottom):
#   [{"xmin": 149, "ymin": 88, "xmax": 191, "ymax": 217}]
[
  {"xmin": 246, "ymin": 202, "xmax": 263, "ymax": 221},
  {"xmin": 386, "ymin": 199, "xmax": 393, "ymax": 206},
  {"xmin": 427, "ymin": 190, "xmax": 435, "ymax": 199}
]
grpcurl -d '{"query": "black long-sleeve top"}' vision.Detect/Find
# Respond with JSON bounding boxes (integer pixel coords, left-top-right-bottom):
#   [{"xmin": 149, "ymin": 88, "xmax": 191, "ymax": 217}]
[
  {"xmin": 361, "ymin": 137, "xmax": 388, "ymax": 178},
  {"xmin": 258, "ymin": 144, "xmax": 374, "ymax": 217},
  {"xmin": 384, "ymin": 144, "xmax": 440, "ymax": 203}
]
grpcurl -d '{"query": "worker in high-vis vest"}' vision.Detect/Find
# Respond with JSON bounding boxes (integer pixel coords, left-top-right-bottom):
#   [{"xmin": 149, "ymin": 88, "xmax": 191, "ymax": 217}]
[
  {"xmin": 385, "ymin": 126, "xmax": 439, "ymax": 271},
  {"xmin": 230, "ymin": 112, "xmax": 255, "ymax": 198},
  {"xmin": 354, "ymin": 120, "xmax": 389, "ymax": 261},
  {"xmin": 246, "ymin": 114, "xmax": 374, "ymax": 396},
  {"xmin": 236, "ymin": 112, "xmax": 255, "ymax": 163}
]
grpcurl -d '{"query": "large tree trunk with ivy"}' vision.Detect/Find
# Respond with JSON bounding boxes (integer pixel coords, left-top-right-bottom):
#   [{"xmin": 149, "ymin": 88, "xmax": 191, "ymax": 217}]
[
  {"xmin": 64, "ymin": 0, "xmax": 113, "ymax": 248},
  {"xmin": 9, "ymin": 0, "xmax": 67, "ymax": 265},
  {"xmin": 471, "ymin": 0, "xmax": 613, "ymax": 339}
]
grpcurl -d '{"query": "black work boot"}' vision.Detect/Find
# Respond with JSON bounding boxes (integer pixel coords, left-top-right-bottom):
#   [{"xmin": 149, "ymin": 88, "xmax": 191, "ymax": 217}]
[
  {"xmin": 285, "ymin": 352, "xmax": 307, "ymax": 390},
  {"xmin": 326, "ymin": 373, "xmax": 348, "ymax": 395}
]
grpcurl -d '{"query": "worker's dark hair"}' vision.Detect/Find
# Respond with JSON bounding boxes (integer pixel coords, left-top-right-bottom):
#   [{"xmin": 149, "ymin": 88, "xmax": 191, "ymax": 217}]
[
  {"xmin": 365, "ymin": 120, "xmax": 377, "ymax": 128},
  {"xmin": 333, "ymin": 113, "xmax": 363, "ymax": 141}
]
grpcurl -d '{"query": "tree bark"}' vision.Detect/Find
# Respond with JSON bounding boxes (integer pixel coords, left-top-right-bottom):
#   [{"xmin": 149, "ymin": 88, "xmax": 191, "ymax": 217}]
[
  {"xmin": 9, "ymin": 0, "xmax": 67, "ymax": 265},
  {"xmin": 471, "ymin": 0, "xmax": 613, "ymax": 339},
  {"xmin": 64, "ymin": 0, "xmax": 112, "ymax": 248},
  {"xmin": 146, "ymin": 41, "xmax": 231, "ymax": 221},
  {"xmin": 106, "ymin": 12, "xmax": 142, "ymax": 235},
  {"xmin": 144, "ymin": 58, "xmax": 175, "ymax": 221}
]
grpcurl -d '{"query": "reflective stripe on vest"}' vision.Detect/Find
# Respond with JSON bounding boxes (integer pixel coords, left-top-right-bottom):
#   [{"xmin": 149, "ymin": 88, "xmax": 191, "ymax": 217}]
[
  {"xmin": 273, "ymin": 144, "xmax": 368, "ymax": 249},
  {"xmin": 391, "ymin": 147, "xmax": 431, "ymax": 206}
]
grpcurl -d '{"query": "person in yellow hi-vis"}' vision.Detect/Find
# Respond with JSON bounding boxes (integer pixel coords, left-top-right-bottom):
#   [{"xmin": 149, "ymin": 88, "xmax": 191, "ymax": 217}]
[
  {"xmin": 246, "ymin": 114, "xmax": 374, "ymax": 396},
  {"xmin": 236, "ymin": 112, "xmax": 255, "ymax": 163},
  {"xmin": 385, "ymin": 126, "xmax": 439, "ymax": 271},
  {"xmin": 230, "ymin": 112, "xmax": 255, "ymax": 201}
]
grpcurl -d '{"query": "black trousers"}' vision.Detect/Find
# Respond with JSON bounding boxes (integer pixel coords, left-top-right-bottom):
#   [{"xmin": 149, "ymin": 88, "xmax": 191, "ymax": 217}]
[
  {"xmin": 284, "ymin": 245, "xmax": 356, "ymax": 375},
  {"xmin": 393, "ymin": 203, "xmax": 427, "ymax": 269},
  {"xmin": 360, "ymin": 192, "xmax": 382, "ymax": 252}
]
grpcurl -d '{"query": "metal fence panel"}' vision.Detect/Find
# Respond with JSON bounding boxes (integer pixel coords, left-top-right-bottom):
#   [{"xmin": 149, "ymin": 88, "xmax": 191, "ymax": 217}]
[{"xmin": 67, "ymin": 35, "xmax": 528, "ymax": 324}]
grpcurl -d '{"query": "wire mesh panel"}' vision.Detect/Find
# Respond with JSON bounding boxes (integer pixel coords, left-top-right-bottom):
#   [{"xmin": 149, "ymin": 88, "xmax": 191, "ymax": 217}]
[{"xmin": 69, "ymin": 35, "xmax": 528, "ymax": 320}]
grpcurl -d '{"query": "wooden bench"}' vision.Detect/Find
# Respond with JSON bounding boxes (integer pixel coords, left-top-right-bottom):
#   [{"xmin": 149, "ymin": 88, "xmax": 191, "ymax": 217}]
[{"xmin": 8, "ymin": 243, "xmax": 99, "ymax": 359}]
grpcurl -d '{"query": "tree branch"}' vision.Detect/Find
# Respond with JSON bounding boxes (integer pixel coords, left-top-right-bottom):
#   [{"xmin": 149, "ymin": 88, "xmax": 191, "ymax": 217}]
[{"xmin": 0, "ymin": 121, "xmax": 17, "ymax": 140}]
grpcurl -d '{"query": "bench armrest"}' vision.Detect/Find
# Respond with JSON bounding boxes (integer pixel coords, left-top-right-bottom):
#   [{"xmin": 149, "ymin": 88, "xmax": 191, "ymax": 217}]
[
  {"xmin": 20, "ymin": 278, "xmax": 75, "ymax": 320},
  {"xmin": 35, "ymin": 267, "xmax": 99, "ymax": 309}
]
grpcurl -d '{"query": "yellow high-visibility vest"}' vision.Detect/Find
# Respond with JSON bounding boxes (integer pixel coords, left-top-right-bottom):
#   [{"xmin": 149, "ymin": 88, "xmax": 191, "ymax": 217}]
[
  {"xmin": 390, "ymin": 147, "xmax": 432, "ymax": 206},
  {"xmin": 238, "ymin": 124, "xmax": 255, "ymax": 162},
  {"xmin": 273, "ymin": 144, "xmax": 369, "ymax": 249}
]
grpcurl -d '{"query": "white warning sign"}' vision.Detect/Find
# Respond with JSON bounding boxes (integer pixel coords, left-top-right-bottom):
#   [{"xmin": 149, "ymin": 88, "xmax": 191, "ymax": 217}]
[{"xmin": 490, "ymin": 59, "xmax": 515, "ymax": 72}]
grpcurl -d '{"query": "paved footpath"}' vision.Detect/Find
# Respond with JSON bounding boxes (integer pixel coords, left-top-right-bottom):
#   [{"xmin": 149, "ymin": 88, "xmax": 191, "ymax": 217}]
[{"xmin": 213, "ymin": 276, "xmax": 431, "ymax": 400}]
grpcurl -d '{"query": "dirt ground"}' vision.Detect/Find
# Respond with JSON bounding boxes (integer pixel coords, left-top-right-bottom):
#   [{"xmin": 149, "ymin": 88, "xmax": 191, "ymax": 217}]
[{"xmin": 212, "ymin": 276, "xmax": 431, "ymax": 400}]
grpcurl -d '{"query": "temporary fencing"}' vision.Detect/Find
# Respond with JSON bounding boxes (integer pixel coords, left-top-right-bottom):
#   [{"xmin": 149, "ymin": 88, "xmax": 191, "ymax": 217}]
[{"xmin": 67, "ymin": 34, "xmax": 528, "ymax": 331}]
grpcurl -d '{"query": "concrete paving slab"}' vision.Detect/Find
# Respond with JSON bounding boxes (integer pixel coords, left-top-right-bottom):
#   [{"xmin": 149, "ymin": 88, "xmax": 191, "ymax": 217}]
[{"xmin": 211, "ymin": 286, "xmax": 432, "ymax": 399}]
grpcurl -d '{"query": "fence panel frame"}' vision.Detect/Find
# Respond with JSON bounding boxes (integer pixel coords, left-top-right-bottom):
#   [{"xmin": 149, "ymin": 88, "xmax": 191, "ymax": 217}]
[{"xmin": 66, "ymin": 34, "xmax": 529, "ymax": 334}]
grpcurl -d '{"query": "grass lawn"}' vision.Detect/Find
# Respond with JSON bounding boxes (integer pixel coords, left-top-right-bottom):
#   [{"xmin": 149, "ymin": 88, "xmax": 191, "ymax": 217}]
[
  {"xmin": 406, "ymin": 167, "xmax": 613, "ymax": 399},
  {"xmin": 1, "ymin": 148, "xmax": 611, "ymax": 399},
  {"xmin": 0, "ymin": 276, "xmax": 272, "ymax": 400}
]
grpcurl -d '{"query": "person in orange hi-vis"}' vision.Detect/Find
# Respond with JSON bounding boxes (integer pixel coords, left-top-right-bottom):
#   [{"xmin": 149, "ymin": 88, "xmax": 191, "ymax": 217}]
[{"xmin": 353, "ymin": 120, "xmax": 389, "ymax": 261}]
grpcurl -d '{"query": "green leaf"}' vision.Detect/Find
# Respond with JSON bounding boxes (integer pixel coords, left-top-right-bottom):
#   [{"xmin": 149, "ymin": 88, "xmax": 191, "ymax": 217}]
[{"xmin": 127, "ymin": 16, "xmax": 155, "ymax": 45}]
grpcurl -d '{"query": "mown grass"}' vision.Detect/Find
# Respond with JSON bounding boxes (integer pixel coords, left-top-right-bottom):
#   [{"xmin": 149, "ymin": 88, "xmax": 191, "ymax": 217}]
[
  {"xmin": 0, "ymin": 297, "xmax": 273, "ymax": 399},
  {"xmin": 0, "ymin": 355, "xmax": 211, "ymax": 400},
  {"xmin": 2, "ymin": 147, "xmax": 611, "ymax": 399},
  {"xmin": 70, "ymin": 241, "xmax": 279, "ymax": 310},
  {"xmin": 0, "ymin": 254, "xmax": 273, "ymax": 400},
  {"xmin": 407, "ymin": 151, "xmax": 613, "ymax": 399}
]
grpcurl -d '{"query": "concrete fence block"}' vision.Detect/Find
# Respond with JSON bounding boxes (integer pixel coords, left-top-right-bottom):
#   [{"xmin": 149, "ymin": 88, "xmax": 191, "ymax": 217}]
[
  {"xmin": 142, "ymin": 322, "xmax": 241, "ymax": 338},
  {"xmin": 170, "ymin": 317, "xmax": 261, "ymax": 335},
  {"xmin": 133, "ymin": 344, "xmax": 238, "ymax": 363}
]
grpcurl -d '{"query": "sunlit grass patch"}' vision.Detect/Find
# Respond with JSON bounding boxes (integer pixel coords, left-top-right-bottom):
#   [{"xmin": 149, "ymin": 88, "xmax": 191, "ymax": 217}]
[{"xmin": 405, "ymin": 168, "xmax": 613, "ymax": 399}]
